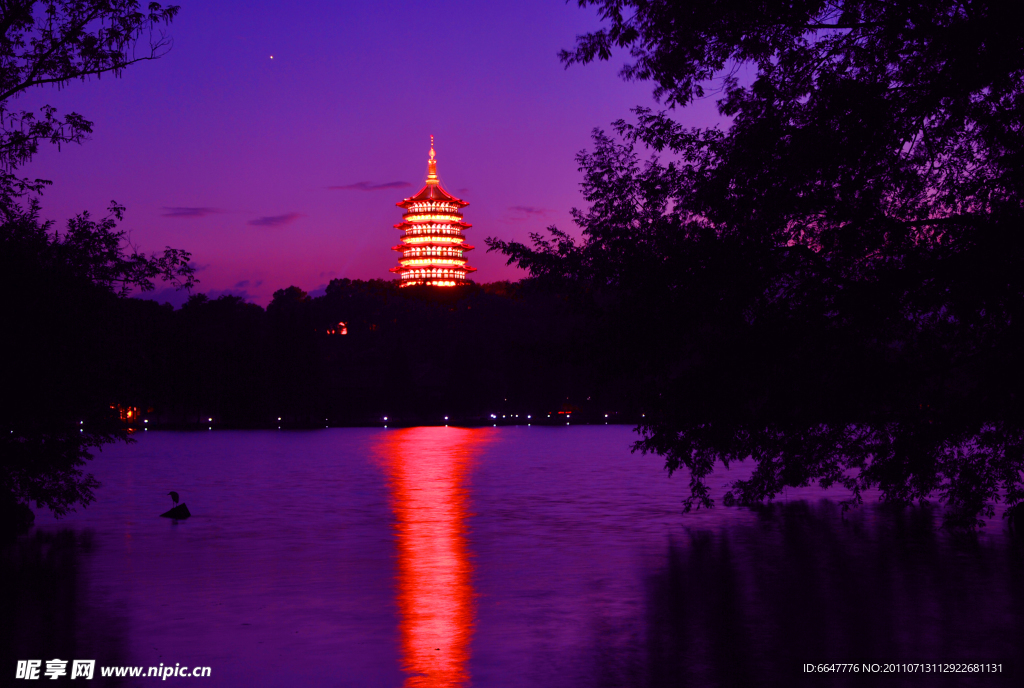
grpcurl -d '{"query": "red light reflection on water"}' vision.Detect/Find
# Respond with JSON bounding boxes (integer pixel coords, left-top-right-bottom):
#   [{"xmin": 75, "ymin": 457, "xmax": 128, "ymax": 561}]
[{"xmin": 376, "ymin": 427, "xmax": 489, "ymax": 688}]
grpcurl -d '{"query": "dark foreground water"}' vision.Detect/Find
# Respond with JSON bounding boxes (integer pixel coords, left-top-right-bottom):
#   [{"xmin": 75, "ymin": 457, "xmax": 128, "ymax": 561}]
[{"xmin": 4, "ymin": 427, "xmax": 1023, "ymax": 687}]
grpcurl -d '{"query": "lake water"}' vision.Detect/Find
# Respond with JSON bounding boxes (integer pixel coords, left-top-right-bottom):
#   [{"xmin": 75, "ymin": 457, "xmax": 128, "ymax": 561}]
[{"xmin": 5, "ymin": 427, "xmax": 1023, "ymax": 686}]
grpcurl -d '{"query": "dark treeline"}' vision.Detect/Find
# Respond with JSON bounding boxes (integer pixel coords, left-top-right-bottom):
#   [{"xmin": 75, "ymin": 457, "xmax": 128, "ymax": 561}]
[{"xmin": 113, "ymin": 279, "xmax": 631, "ymax": 428}]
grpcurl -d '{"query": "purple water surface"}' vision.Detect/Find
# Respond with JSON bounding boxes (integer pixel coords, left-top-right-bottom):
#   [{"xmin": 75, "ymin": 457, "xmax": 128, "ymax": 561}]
[{"xmin": 5, "ymin": 426, "xmax": 1023, "ymax": 687}]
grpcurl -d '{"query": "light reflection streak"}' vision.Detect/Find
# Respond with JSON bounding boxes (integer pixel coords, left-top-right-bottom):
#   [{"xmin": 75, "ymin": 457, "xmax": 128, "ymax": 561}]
[{"xmin": 376, "ymin": 427, "xmax": 489, "ymax": 687}]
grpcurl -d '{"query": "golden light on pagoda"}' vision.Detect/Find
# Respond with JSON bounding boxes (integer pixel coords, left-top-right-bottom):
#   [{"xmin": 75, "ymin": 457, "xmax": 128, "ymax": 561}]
[{"xmin": 390, "ymin": 136, "xmax": 475, "ymax": 287}]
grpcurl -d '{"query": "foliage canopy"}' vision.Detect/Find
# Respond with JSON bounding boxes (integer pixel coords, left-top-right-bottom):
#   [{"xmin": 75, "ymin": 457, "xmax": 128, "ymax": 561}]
[
  {"xmin": 490, "ymin": 0, "xmax": 1024, "ymax": 525},
  {"xmin": 0, "ymin": 1, "xmax": 188, "ymax": 530}
]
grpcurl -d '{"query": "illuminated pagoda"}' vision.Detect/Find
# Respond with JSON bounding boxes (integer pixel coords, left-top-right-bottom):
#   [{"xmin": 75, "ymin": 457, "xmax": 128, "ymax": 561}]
[{"xmin": 390, "ymin": 137, "xmax": 475, "ymax": 287}]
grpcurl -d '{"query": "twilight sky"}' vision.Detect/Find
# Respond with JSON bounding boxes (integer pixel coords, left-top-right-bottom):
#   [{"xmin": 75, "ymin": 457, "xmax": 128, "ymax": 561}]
[{"xmin": 19, "ymin": 0, "xmax": 721, "ymax": 306}]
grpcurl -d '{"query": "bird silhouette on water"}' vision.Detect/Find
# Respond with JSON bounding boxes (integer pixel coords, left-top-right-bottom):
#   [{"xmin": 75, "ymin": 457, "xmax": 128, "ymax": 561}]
[{"xmin": 161, "ymin": 491, "xmax": 190, "ymax": 519}]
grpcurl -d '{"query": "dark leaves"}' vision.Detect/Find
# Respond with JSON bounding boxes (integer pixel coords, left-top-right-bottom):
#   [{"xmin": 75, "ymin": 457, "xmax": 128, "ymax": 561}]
[
  {"xmin": 0, "ymin": 1, "xmax": 183, "ymax": 521},
  {"xmin": 493, "ymin": 0, "xmax": 1024, "ymax": 526}
]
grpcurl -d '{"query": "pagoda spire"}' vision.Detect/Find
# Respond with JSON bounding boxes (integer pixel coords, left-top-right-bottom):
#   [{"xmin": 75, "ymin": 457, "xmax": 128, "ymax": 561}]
[{"xmin": 426, "ymin": 135, "xmax": 438, "ymax": 185}]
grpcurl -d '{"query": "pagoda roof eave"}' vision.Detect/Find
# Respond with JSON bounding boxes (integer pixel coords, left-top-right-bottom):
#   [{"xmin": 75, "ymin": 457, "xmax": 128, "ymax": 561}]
[
  {"xmin": 398, "ymin": 280, "xmax": 475, "ymax": 288},
  {"xmin": 390, "ymin": 265, "xmax": 476, "ymax": 273},
  {"xmin": 396, "ymin": 184, "xmax": 469, "ymax": 208},
  {"xmin": 394, "ymin": 221, "xmax": 471, "ymax": 230},
  {"xmin": 394, "ymin": 243, "xmax": 474, "ymax": 251},
  {"xmin": 397, "ymin": 265, "xmax": 473, "ymax": 272},
  {"xmin": 393, "ymin": 244, "xmax": 474, "ymax": 251}
]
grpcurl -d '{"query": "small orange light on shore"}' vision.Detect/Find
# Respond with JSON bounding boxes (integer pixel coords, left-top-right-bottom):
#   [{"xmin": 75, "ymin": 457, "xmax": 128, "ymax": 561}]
[{"xmin": 112, "ymin": 404, "xmax": 140, "ymax": 424}]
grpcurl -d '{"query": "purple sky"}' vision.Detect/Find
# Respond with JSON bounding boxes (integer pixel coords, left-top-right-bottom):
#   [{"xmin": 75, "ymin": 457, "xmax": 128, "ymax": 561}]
[{"xmin": 19, "ymin": 0, "xmax": 721, "ymax": 306}]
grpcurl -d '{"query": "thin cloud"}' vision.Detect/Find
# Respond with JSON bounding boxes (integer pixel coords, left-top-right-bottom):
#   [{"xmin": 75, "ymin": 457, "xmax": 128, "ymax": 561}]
[
  {"xmin": 161, "ymin": 206, "xmax": 225, "ymax": 218},
  {"xmin": 509, "ymin": 205, "xmax": 554, "ymax": 216},
  {"xmin": 328, "ymin": 181, "xmax": 412, "ymax": 191},
  {"xmin": 248, "ymin": 212, "xmax": 304, "ymax": 227},
  {"xmin": 234, "ymin": 279, "xmax": 263, "ymax": 289}
]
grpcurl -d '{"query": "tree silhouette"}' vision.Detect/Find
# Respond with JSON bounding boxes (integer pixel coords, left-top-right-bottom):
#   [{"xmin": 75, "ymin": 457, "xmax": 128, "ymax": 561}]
[
  {"xmin": 0, "ymin": 1, "xmax": 177, "ymax": 178},
  {"xmin": 490, "ymin": 0, "xmax": 1024, "ymax": 526},
  {"xmin": 0, "ymin": 1, "xmax": 188, "ymax": 535}
]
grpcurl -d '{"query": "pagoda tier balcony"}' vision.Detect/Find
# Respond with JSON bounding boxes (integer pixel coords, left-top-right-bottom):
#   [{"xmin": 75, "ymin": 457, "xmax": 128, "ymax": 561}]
[
  {"xmin": 397, "ymin": 238, "xmax": 467, "ymax": 248},
  {"xmin": 395, "ymin": 254, "xmax": 470, "ymax": 261},
  {"xmin": 397, "ymin": 234, "xmax": 468, "ymax": 245},
  {"xmin": 397, "ymin": 259, "xmax": 471, "ymax": 270},
  {"xmin": 392, "ymin": 273, "xmax": 477, "ymax": 288},
  {"xmin": 394, "ymin": 220, "xmax": 471, "ymax": 231},
  {"xmin": 399, "ymin": 211, "xmax": 466, "ymax": 222},
  {"xmin": 397, "ymin": 249, "xmax": 469, "ymax": 259},
  {"xmin": 395, "ymin": 227, "xmax": 469, "ymax": 237},
  {"xmin": 390, "ymin": 264, "xmax": 477, "ymax": 275},
  {"xmin": 394, "ymin": 241, "xmax": 474, "ymax": 249},
  {"xmin": 397, "ymin": 240, "xmax": 471, "ymax": 247},
  {"xmin": 393, "ymin": 245, "xmax": 474, "ymax": 255},
  {"xmin": 398, "ymin": 279, "xmax": 473, "ymax": 288}
]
